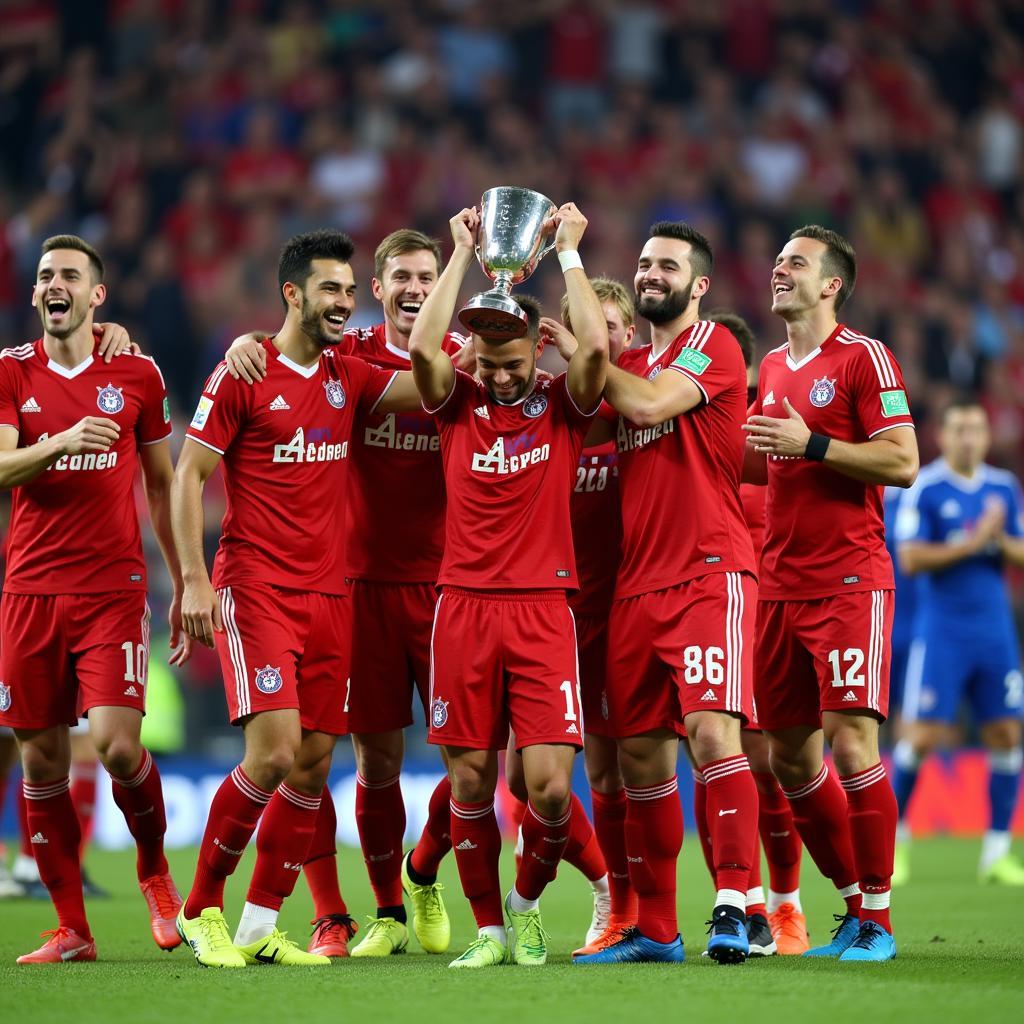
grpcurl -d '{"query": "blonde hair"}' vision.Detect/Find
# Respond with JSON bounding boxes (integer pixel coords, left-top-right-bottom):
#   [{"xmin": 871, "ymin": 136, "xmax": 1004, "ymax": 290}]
[
  {"xmin": 373, "ymin": 229, "xmax": 442, "ymax": 279},
  {"xmin": 560, "ymin": 277, "xmax": 633, "ymax": 333}
]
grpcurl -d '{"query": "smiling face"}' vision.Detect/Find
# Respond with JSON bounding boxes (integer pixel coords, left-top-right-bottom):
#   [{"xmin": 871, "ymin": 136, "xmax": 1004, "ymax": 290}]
[
  {"xmin": 474, "ymin": 335, "xmax": 537, "ymax": 404},
  {"xmin": 33, "ymin": 249, "xmax": 104, "ymax": 340},
  {"xmin": 771, "ymin": 236, "xmax": 840, "ymax": 319},
  {"xmin": 291, "ymin": 258, "xmax": 357, "ymax": 347},
  {"xmin": 634, "ymin": 236, "xmax": 699, "ymax": 325},
  {"xmin": 372, "ymin": 249, "xmax": 439, "ymax": 338}
]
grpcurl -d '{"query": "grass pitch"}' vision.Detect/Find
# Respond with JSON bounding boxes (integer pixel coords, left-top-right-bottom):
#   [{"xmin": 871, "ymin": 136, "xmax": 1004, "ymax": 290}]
[{"xmin": 1, "ymin": 839, "xmax": 1021, "ymax": 1024}]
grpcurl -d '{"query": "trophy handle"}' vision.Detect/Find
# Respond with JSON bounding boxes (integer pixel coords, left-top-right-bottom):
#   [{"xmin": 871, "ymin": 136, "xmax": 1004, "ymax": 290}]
[{"xmin": 538, "ymin": 238, "xmax": 557, "ymax": 261}]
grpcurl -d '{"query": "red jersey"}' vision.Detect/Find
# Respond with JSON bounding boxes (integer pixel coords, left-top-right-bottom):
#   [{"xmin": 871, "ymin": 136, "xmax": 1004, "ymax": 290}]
[
  {"xmin": 0, "ymin": 340, "xmax": 171, "ymax": 594},
  {"xmin": 429, "ymin": 371, "xmax": 594, "ymax": 590},
  {"xmin": 614, "ymin": 320, "xmax": 756, "ymax": 599},
  {"xmin": 570, "ymin": 441, "xmax": 620, "ymax": 618},
  {"xmin": 753, "ymin": 323, "xmax": 915, "ymax": 600},
  {"xmin": 340, "ymin": 323, "xmax": 467, "ymax": 583},
  {"xmin": 740, "ymin": 483, "xmax": 766, "ymax": 563},
  {"xmin": 185, "ymin": 339, "xmax": 395, "ymax": 595}
]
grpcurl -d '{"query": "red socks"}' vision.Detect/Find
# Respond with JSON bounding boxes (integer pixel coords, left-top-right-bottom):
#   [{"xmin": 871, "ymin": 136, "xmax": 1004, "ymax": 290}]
[
  {"xmin": 782, "ymin": 763, "xmax": 861, "ymax": 916},
  {"xmin": 248, "ymin": 783, "xmax": 321, "ymax": 911},
  {"xmin": 516, "ymin": 800, "xmax": 572, "ymax": 900},
  {"xmin": 590, "ymin": 788, "xmax": 636, "ymax": 922},
  {"xmin": 23, "ymin": 778, "xmax": 89, "ymax": 938},
  {"xmin": 71, "ymin": 760, "xmax": 98, "ymax": 854},
  {"xmin": 840, "ymin": 763, "xmax": 896, "ymax": 932},
  {"xmin": 753, "ymin": 769, "xmax": 802, "ymax": 894},
  {"xmin": 185, "ymin": 765, "xmax": 271, "ymax": 918},
  {"xmin": 702, "ymin": 755, "xmax": 759, "ymax": 896},
  {"xmin": 354, "ymin": 772, "xmax": 405, "ymax": 909},
  {"xmin": 108, "ymin": 748, "xmax": 168, "ymax": 881},
  {"xmin": 692, "ymin": 772, "xmax": 717, "ymax": 883},
  {"xmin": 450, "ymin": 797, "xmax": 503, "ymax": 928},
  {"xmin": 561, "ymin": 792, "xmax": 606, "ymax": 883},
  {"xmin": 304, "ymin": 787, "xmax": 348, "ymax": 918},
  {"xmin": 624, "ymin": 777, "xmax": 683, "ymax": 943},
  {"xmin": 409, "ymin": 775, "xmax": 453, "ymax": 879}
]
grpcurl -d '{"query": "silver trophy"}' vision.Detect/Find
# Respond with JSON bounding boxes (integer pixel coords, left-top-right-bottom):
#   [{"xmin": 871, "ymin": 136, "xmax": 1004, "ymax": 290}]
[{"xmin": 458, "ymin": 186, "xmax": 558, "ymax": 340}]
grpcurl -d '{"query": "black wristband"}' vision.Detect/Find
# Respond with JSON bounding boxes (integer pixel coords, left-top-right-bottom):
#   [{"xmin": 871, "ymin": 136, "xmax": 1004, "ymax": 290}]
[{"xmin": 805, "ymin": 432, "xmax": 831, "ymax": 461}]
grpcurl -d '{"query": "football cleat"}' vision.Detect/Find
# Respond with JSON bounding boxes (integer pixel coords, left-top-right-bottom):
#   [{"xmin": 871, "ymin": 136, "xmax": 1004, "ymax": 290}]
[
  {"xmin": 16, "ymin": 927, "xmax": 96, "ymax": 964},
  {"xmin": 803, "ymin": 913, "xmax": 861, "ymax": 957},
  {"xmin": 448, "ymin": 935, "xmax": 508, "ymax": 969},
  {"xmin": 140, "ymin": 873, "xmax": 183, "ymax": 950},
  {"xmin": 401, "ymin": 851, "xmax": 450, "ymax": 953},
  {"xmin": 349, "ymin": 916, "xmax": 408, "ymax": 957},
  {"xmin": 572, "ymin": 918, "xmax": 636, "ymax": 958},
  {"xmin": 891, "ymin": 841, "xmax": 910, "ymax": 887},
  {"xmin": 768, "ymin": 902, "xmax": 810, "ymax": 955},
  {"xmin": 574, "ymin": 927, "xmax": 685, "ymax": 964},
  {"xmin": 504, "ymin": 892, "xmax": 548, "ymax": 966},
  {"xmin": 706, "ymin": 906, "xmax": 749, "ymax": 964},
  {"xmin": 584, "ymin": 888, "xmax": 612, "ymax": 947},
  {"xmin": 745, "ymin": 912, "xmax": 777, "ymax": 957},
  {"xmin": 838, "ymin": 921, "xmax": 897, "ymax": 962},
  {"xmin": 308, "ymin": 913, "xmax": 359, "ymax": 957},
  {"xmin": 236, "ymin": 928, "xmax": 330, "ymax": 966},
  {"xmin": 980, "ymin": 852, "xmax": 1024, "ymax": 886},
  {"xmin": 176, "ymin": 907, "xmax": 246, "ymax": 968}
]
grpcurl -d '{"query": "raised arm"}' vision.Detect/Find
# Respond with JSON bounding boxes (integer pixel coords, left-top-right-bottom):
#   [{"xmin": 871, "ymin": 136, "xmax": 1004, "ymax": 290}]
[
  {"xmin": 0, "ymin": 418, "xmax": 120, "ymax": 490},
  {"xmin": 407, "ymin": 209, "xmax": 476, "ymax": 409}
]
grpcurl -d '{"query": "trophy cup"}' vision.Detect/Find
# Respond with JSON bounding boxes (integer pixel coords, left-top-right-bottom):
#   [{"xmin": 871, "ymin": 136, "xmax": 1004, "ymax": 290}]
[{"xmin": 458, "ymin": 186, "xmax": 558, "ymax": 340}]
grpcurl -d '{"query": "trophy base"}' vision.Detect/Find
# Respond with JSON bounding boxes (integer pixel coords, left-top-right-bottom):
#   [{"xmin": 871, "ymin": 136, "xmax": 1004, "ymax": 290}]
[{"xmin": 458, "ymin": 292, "xmax": 529, "ymax": 341}]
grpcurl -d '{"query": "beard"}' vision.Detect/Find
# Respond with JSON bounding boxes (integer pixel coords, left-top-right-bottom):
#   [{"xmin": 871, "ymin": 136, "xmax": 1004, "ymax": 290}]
[
  {"xmin": 635, "ymin": 283, "xmax": 691, "ymax": 325},
  {"xmin": 487, "ymin": 369, "xmax": 535, "ymax": 405},
  {"xmin": 41, "ymin": 304, "xmax": 87, "ymax": 340},
  {"xmin": 299, "ymin": 297, "xmax": 341, "ymax": 347}
]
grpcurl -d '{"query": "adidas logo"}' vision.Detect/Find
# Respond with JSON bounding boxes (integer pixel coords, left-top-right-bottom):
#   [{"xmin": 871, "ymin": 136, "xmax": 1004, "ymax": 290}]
[
  {"xmin": 700, "ymin": 689, "xmax": 717, "ymax": 701},
  {"xmin": 124, "ymin": 685, "xmax": 139, "ymax": 697},
  {"xmin": 763, "ymin": 390, "xmax": 775, "ymax": 406},
  {"xmin": 20, "ymin": 396, "xmax": 41, "ymax": 413},
  {"xmin": 842, "ymin": 690, "xmax": 858, "ymax": 702},
  {"xmin": 473, "ymin": 405, "xmax": 490, "ymax": 419},
  {"xmin": 565, "ymin": 723, "xmax": 579, "ymax": 735},
  {"xmin": 269, "ymin": 394, "xmax": 290, "ymax": 411},
  {"xmin": 30, "ymin": 832, "xmax": 48, "ymax": 844},
  {"xmin": 455, "ymin": 838, "xmax": 478, "ymax": 850}
]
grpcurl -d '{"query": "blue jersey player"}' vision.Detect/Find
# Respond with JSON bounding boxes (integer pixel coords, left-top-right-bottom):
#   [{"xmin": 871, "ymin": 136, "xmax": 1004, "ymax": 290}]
[
  {"xmin": 891, "ymin": 400, "xmax": 1024, "ymax": 886},
  {"xmin": 884, "ymin": 486, "xmax": 919, "ymax": 719}
]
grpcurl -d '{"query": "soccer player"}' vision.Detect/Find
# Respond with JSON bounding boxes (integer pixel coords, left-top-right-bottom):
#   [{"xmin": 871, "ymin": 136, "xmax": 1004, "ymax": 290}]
[
  {"xmin": 891, "ymin": 399, "xmax": 1024, "ymax": 885},
  {"xmin": 743, "ymin": 225, "xmax": 918, "ymax": 962},
  {"xmin": 0, "ymin": 235, "xmax": 186, "ymax": 964},
  {"xmin": 568, "ymin": 223, "xmax": 758, "ymax": 966},
  {"xmin": 171, "ymin": 229, "xmax": 424, "ymax": 968},
  {"xmin": 223, "ymin": 229, "xmax": 467, "ymax": 957},
  {"xmin": 408, "ymin": 203, "xmax": 608, "ymax": 968}
]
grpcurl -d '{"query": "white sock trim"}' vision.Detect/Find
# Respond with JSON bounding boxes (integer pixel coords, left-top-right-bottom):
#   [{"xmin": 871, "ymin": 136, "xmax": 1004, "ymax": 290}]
[
  {"xmin": 233, "ymin": 901, "xmax": 279, "ymax": 945},
  {"xmin": 745, "ymin": 886, "xmax": 765, "ymax": 908},
  {"xmin": 715, "ymin": 887, "xmax": 747, "ymax": 912},
  {"xmin": 767, "ymin": 889, "xmax": 801, "ymax": 913},
  {"xmin": 861, "ymin": 890, "xmax": 890, "ymax": 910},
  {"xmin": 838, "ymin": 882, "xmax": 861, "ymax": 900},
  {"xmin": 508, "ymin": 886, "xmax": 539, "ymax": 913},
  {"xmin": 479, "ymin": 925, "xmax": 507, "ymax": 944},
  {"xmin": 590, "ymin": 873, "xmax": 610, "ymax": 896}
]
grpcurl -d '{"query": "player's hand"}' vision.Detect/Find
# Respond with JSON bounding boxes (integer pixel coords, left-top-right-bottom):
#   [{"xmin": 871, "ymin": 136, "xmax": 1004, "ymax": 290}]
[
  {"xmin": 225, "ymin": 333, "xmax": 268, "ymax": 383},
  {"xmin": 742, "ymin": 398, "xmax": 812, "ymax": 457},
  {"xmin": 167, "ymin": 590, "xmax": 194, "ymax": 666},
  {"xmin": 539, "ymin": 316, "xmax": 579, "ymax": 361},
  {"xmin": 56, "ymin": 416, "xmax": 121, "ymax": 455},
  {"xmin": 972, "ymin": 498, "xmax": 1007, "ymax": 548},
  {"xmin": 450, "ymin": 207, "xmax": 480, "ymax": 252},
  {"xmin": 546, "ymin": 202, "xmax": 587, "ymax": 253},
  {"xmin": 453, "ymin": 339, "xmax": 477, "ymax": 374},
  {"xmin": 181, "ymin": 577, "xmax": 222, "ymax": 649},
  {"xmin": 94, "ymin": 322, "xmax": 139, "ymax": 361}
]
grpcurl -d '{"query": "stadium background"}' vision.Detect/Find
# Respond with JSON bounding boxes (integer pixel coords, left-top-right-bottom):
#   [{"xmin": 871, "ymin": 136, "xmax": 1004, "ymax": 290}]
[{"xmin": 1, "ymin": 0, "xmax": 1023, "ymax": 848}]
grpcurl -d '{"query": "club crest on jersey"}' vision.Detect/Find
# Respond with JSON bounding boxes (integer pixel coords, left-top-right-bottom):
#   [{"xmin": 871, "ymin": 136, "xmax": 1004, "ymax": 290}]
[
  {"xmin": 96, "ymin": 384, "xmax": 125, "ymax": 414},
  {"xmin": 647, "ymin": 365, "xmax": 662, "ymax": 381},
  {"xmin": 323, "ymin": 380, "xmax": 347, "ymax": 409},
  {"xmin": 0, "ymin": 682, "xmax": 10, "ymax": 712},
  {"xmin": 809, "ymin": 377, "xmax": 836, "ymax": 408},
  {"xmin": 254, "ymin": 665, "xmax": 283, "ymax": 694},
  {"xmin": 523, "ymin": 393, "xmax": 548, "ymax": 418},
  {"xmin": 431, "ymin": 697, "xmax": 449, "ymax": 728}
]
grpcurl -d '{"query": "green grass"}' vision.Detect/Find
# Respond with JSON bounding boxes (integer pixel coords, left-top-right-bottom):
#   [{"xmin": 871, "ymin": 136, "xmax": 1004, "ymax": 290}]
[{"xmin": 1, "ymin": 839, "xmax": 1021, "ymax": 1023}]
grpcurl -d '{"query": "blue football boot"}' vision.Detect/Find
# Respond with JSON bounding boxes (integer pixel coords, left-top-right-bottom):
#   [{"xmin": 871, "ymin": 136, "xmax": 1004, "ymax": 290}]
[
  {"xmin": 573, "ymin": 927, "xmax": 685, "ymax": 964},
  {"xmin": 838, "ymin": 921, "xmax": 897, "ymax": 962},
  {"xmin": 803, "ymin": 913, "xmax": 861, "ymax": 957},
  {"xmin": 706, "ymin": 906, "xmax": 749, "ymax": 964}
]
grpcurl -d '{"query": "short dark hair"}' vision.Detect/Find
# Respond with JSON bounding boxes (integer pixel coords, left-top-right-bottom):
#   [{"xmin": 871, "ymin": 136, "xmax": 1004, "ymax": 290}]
[
  {"xmin": 649, "ymin": 221, "xmax": 713, "ymax": 280},
  {"xmin": 515, "ymin": 294, "xmax": 542, "ymax": 344},
  {"xmin": 278, "ymin": 229, "xmax": 355, "ymax": 309},
  {"xmin": 40, "ymin": 234, "xmax": 104, "ymax": 283},
  {"xmin": 374, "ymin": 229, "xmax": 443, "ymax": 279},
  {"xmin": 707, "ymin": 309, "xmax": 755, "ymax": 368},
  {"xmin": 940, "ymin": 395, "xmax": 986, "ymax": 425},
  {"xmin": 789, "ymin": 225, "xmax": 857, "ymax": 311}
]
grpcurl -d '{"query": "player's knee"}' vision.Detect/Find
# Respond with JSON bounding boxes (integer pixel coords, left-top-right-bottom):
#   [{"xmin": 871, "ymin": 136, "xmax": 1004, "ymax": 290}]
[
  {"xmin": 19, "ymin": 743, "xmax": 66, "ymax": 782},
  {"xmin": 248, "ymin": 745, "xmax": 297, "ymax": 790},
  {"xmin": 688, "ymin": 713, "xmax": 741, "ymax": 765},
  {"xmin": 528, "ymin": 776, "xmax": 572, "ymax": 818},
  {"xmin": 97, "ymin": 737, "xmax": 142, "ymax": 780},
  {"xmin": 584, "ymin": 757, "xmax": 622, "ymax": 793},
  {"xmin": 449, "ymin": 762, "xmax": 494, "ymax": 804},
  {"xmin": 353, "ymin": 734, "xmax": 403, "ymax": 780},
  {"xmin": 506, "ymin": 767, "xmax": 528, "ymax": 803},
  {"xmin": 829, "ymin": 731, "xmax": 875, "ymax": 776}
]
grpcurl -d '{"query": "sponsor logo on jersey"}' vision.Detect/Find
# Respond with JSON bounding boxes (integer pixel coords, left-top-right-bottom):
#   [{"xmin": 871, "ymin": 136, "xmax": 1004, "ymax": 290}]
[
  {"xmin": 880, "ymin": 389, "xmax": 910, "ymax": 417},
  {"xmin": 324, "ymin": 380, "xmax": 347, "ymax": 409},
  {"xmin": 96, "ymin": 383, "xmax": 126, "ymax": 414},
  {"xmin": 269, "ymin": 394, "xmax": 290, "ymax": 411},
  {"xmin": 363, "ymin": 415, "xmax": 440, "ymax": 452},
  {"xmin": 471, "ymin": 437, "xmax": 551, "ymax": 475},
  {"xmin": 273, "ymin": 427, "xmax": 348, "ymax": 463},
  {"xmin": 647, "ymin": 365, "xmax": 662, "ymax": 381},
  {"xmin": 431, "ymin": 697, "xmax": 449, "ymax": 728},
  {"xmin": 616, "ymin": 416, "xmax": 675, "ymax": 453},
  {"xmin": 762, "ymin": 390, "xmax": 775, "ymax": 406},
  {"xmin": 45, "ymin": 439, "xmax": 119, "ymax": 472},
  {"xmin": 0, "ymin": 682, "xmax": 10, "ymax": 712},
  {"xmin": 254, "ymin": 665, "xmax": 283, "ymax": 694},
  {"xmin": 20, "ymin": 396, "xmax": 41, "ymax": 413},
  {"xmin": 190, "ymin": 396, "xmax": 213, "ymax": 431},
  {"xmin": 809, "ymin": 377, "xmax": 836, "ymax": 408},
  {"xmin": 523, "ymin": 393, "xmax": 548, "ymax": 418},
  {"xmin": 473, "ymin": 404, "xmax": 490, "ymax": 419},
  {"xmin": 673, "ymin": 347, "xmax": 712, "ymax": 375}
]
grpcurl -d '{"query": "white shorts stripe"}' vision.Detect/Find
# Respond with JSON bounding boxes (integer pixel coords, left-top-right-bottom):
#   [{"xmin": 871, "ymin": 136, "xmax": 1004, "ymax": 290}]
[
  {"xmin": 219, "ymin": 588, "xmax": 249, "ymax": 719},
  {"xmin": 427, "ymin": 592, "xmax": 445, "ymax": 712}
]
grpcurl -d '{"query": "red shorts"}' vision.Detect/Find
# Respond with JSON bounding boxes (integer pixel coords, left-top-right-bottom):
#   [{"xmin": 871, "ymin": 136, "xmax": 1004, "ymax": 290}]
[
  {"xmin": 0, "ymin": 591, "xmax": 150, "ymax": 729},
  {"xmin": 427, "ymin": 588, "xmax": 583, "ymax": 751},
  {"xmin": 606, "ymin": 572, "xmax": 756, "ymax": 738},
  {"xmin": 217, "ymin": 584, "xmax": 351, "ymax": 736},
  {"xmin": 348, "ymin": 579, "xmax": 436, "ymax": 734},
  {"xmin": 755, "ymin": 590, "xmax": 894, "ymax": 731},
  {"xmin": 575, "ymin": 612, "xmax": 613, "ymax": 738}
]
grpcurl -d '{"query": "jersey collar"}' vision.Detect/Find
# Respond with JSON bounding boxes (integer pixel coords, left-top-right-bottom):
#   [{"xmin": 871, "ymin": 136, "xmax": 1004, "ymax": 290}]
[
  {"xmin": 784, "ymin": 322, "xmax": 844, "ymax": 371},
  {"xmin": 45, "ymin": 353, "xmax": 94, "ymax": 379},
  {"xmin": 276, "ymin": 351, "xmax": 320, "ymax": 378}
]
